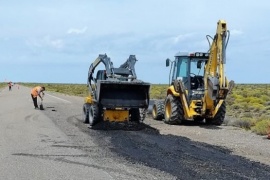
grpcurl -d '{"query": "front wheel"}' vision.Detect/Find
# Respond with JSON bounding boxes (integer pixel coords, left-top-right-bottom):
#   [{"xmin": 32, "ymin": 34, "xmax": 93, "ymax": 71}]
[
  {"xmin": 152, "ymin": 100, "xmax": 164, "ymax": 120},
  {"xmin": 89, "ymin": 103, "xmax": 100, "ymax": 126},
  {"xmin": 206, "ymin": 102, "xmax": 226, "ymax": 125},
  {"xmin": 82, "ymin": 103, "xmax": 89, "ymax": 124},
  {"xmin": 164, "ymin": 94, "xmax": 184, "ymax": 124}
]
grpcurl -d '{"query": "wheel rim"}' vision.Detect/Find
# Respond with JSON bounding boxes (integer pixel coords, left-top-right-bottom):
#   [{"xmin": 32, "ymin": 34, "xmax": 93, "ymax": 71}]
[{"xmin": 165, "ymin": 100, "xmax": 171, "ymax": 119}]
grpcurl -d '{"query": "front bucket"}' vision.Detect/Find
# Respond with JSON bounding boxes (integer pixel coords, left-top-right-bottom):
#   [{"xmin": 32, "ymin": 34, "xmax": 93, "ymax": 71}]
[{"xmin": 96, "ymin": 80, "xmax": 150, "ymax": 109}]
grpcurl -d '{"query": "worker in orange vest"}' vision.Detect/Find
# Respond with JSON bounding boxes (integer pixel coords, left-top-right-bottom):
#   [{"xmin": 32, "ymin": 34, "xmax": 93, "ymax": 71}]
[
  {"xmin": 31, "ymin": 86, "xmax": 45, "ymax": 109},
  {"xmin": 8, "ymin": 81, "xmax": 12, "ymax": 91}
]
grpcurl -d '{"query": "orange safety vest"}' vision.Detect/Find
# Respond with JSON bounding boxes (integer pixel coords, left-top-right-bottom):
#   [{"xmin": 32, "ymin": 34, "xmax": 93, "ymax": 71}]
[{"xmin": 31, "ymin": 86, "xmax": 42, "ymax": 97}]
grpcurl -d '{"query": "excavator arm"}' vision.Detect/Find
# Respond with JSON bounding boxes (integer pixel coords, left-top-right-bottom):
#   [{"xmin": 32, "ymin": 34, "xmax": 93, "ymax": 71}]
[
  {"xmin": 88, "ymin": 54, "xmax": 139, "ymax": 88},
  {"xmin": 88, "ymin": 54, "xmax": 113, "ymax": 87},
  {"xmin": 119, "ymin": 55, "xmax": 138, "ymax": 79},
  {"xmin": 203, "ymin": 20, "xmax": 233, "ymax": 113}
]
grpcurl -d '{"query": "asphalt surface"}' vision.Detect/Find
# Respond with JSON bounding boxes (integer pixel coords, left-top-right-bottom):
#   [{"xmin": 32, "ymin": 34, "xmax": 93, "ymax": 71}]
[{"xmin": 1, "ymin": 85, "xmax": 270, "ymax": 180}]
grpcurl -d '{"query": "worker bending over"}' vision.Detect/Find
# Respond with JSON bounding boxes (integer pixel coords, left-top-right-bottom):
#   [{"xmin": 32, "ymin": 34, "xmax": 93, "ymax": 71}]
[{"xmin": 31, "ymin": 86, "xmax": 45, "ymax": 109}]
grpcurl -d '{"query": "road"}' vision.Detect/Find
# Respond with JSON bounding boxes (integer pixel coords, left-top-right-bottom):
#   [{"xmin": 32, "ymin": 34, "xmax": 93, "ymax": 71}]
[{"xmin": 1, "ymin": 85, "xmax": 270, "ymax": 180}]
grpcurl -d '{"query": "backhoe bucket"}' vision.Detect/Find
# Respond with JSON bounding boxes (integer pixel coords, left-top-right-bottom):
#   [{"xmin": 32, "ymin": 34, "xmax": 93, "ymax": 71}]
[{"xmin": 96, "ymin": 80, "xmax": 150, "ymax": 109}]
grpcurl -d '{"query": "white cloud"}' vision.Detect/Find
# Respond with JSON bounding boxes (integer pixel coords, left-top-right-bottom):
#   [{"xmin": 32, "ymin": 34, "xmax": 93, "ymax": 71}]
[
  {"xmin": 230, "ymin": 29, "xmax": 243, "ymax": 36},
  {"xmin": 173, "ymin": 33, "xmax": 196, "ymax": 44},
  {"xmin": 47, "ymin": 38, "xmax": 64, "ymax": 49},
  {"xmin": 26, "ymin": 35, "xmax": 64, "ymax": 49},
  {"xmin": 67, "ymin": 27, "xmax": 88, "ymax": 35}
]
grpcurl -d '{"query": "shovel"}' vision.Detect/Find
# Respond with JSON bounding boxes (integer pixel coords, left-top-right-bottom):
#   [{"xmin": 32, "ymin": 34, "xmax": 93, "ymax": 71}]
[{"xmin": 39, "ymin": 99, "xmax": 44, "ymax": 110}]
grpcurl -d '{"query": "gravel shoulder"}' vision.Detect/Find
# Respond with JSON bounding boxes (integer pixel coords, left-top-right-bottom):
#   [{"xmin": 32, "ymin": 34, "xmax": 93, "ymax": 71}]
[{"xmin": 144, "ymin": 116, "xmax": 270, "ymax": 166}]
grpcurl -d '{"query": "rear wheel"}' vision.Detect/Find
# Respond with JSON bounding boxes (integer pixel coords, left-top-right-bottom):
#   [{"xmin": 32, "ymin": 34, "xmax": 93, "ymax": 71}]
[
  {"xmin": 152, "ymin": 100, "xmax": 164, "ymax": 120},
  {"xmin": 206, "ymin": 102, "xmax": 226, "ymax": 125},
  {"xmin": 164, "ymin": 94, "xmax": 184, "ymax": 124},
  {"xmin": 89, "ymin": 103, "xmax": 100, "ymax": 126},
  {"xmin": 82, "ymin": 103, "xmax": 89, "ymax": 124},
  {"xmin": 139, "ymin": 108, "xmax": 147, "ymax": 122}
]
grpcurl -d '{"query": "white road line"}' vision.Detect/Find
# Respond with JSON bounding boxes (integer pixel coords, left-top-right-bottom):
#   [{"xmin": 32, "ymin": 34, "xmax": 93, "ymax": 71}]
[{"xmin": 45, "ymin": 94, "xmax": 72, "ymax": 103}]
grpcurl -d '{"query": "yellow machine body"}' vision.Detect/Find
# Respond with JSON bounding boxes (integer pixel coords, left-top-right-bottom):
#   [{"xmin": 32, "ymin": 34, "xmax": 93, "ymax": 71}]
[
  {"xmin": 84, "ymin": 95, "xmax": 93, "ymax": 104},
  {"xmin": 103, "ymin": 109, "xmax": 129, "ymax": 122}
]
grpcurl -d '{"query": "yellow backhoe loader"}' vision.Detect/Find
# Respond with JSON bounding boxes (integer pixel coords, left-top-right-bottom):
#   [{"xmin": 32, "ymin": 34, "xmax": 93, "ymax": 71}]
[{"xmin": 152, "ymin": 20, "xmax": 234, "ymax": 125}]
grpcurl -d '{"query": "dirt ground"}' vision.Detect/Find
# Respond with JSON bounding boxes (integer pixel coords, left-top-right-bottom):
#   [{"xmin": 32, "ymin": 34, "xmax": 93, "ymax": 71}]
[{"xmin": 144, "ymin": 115, "xmax": 270, "ymax": 166}]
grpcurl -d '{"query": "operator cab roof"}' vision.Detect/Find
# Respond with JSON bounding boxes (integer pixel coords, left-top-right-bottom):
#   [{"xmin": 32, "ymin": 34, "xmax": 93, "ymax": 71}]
[{"xmin": 175, "ymin": 52, "xmax": 209, "ymax": 59}]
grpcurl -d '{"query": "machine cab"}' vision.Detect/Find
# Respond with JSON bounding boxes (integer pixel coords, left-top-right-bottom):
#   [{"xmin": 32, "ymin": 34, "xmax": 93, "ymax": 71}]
[{"xmin": 167, "ymin": 52, "xmax": 209, "ymax": 100}]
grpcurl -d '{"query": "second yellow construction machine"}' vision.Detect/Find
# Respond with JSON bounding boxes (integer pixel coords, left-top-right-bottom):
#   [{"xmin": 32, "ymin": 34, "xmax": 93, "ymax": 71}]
[
  {"xmin": 152, "ymin": 20, "xmax": 234, "ymax": 125},
  {"xmin": 83, "ymin": 54, "xmax": 150, "ymax": 127}
]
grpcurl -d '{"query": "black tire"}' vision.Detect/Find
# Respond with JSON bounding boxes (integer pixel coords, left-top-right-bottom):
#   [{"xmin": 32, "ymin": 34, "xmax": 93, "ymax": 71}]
[
  {"xmin": 139, "ymin": 108, "xmax": 147, "ymax": 122},
  {"xmin": 164, "ymin": 94, "xmax": 184, "ymax": 124},
  {"xmin": 194, "ymin": 116, "xmax": 204, "ymax": 123},
  {"xmin": 89, "ymin": 103, "xmax": 100, "ymax": 126},
  {"xmin": 206, "ymin": 102, "xmax": 226, "ymax": 125},
  {"xmin": 130, "ymin": 108, "xmax": 140, "ymax": 122},
  {"xmin": 82, "ymin": 103, "xmax": 89, "ymax": 124},
  {"xmin": 152, "ymin": 100, "xmax": 164, "ymax": 120}
]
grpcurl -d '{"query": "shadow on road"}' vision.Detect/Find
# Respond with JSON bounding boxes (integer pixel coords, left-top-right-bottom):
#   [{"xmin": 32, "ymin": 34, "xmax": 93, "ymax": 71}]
[
  {"xmin": 89, "ymin": 121, "xmax": 160, "ymax": 134},
  {"xmin": 52, "ymin": 113, "xmax": 270, "ymax": 180},
  {"xmin": 85, "ymin": 120, "xmax": 270, "ymax": 179}
]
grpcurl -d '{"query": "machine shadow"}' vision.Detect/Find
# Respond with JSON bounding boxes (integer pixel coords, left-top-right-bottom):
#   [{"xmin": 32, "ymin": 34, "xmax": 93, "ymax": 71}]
[{"xmin": 93, "ymin": 123, "xmax": 270, "ymax": 179}]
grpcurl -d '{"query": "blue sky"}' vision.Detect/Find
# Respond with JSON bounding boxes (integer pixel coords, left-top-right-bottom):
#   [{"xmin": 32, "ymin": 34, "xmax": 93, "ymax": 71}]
[{"xmin": 0, "ymin": 0, "xmax": 269, "ymax": 84}]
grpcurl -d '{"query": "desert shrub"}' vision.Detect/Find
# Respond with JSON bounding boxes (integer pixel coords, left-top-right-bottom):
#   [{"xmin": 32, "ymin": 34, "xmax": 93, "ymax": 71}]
[
  {"xmin": 240, "ymin": 112, "xmax": 254, "ymax": 118},
  {"xmin": 250, "ymin": 91, "xmax": 261, "ymax": 98},
  {"xmin": 261, "ymin": 95, "xmax": 269, "ymax": 101},
  {"xmin": 251, "ymin": 119, "xmax": 270, "ymax": 135},
  {"xmin": 251, "ymin": 103, "xmax": 265, "ymax": 111},
  {"xmin": 21, "ymin": 83, "xmax": 88, "ymax": 97},
  {"xmin": 0, "ymin": 82, "xmax": 7, "ymax": 89},
  {"xmin": 249, "ymin": 97, "xmax": 264, "ymax": 104},
  {"xmin": 232, "ymin": 94, "xmax": 242, "ymax": 100},
  {"xmin": 230, "ymin": 118, "xmax": 254, "ymax": 130},
  {"xmin": 240, "ymin": 102, "xmax": 250, "ymax": 112},
  {"xmin": 241, "ymin": 90, "xmax": 249, "ymax": 98},
  {"xmin": 231, "ymin": 104, "xmax": 241, "ymax": 110},
  {"xmin": 150, "ymin": 84, "xmax": 167, "ymax": 99},
  {"xmin": 226, "ymin": 95, "xmax": 235, "ymax": 106},
  {"xmin": 265, "ymin": 106, "xmax": 270, "ymax": 111}
]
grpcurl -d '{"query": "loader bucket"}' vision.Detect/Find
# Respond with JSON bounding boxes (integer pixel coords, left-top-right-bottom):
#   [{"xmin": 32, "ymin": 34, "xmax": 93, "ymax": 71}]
[{"xmin": 96, "ymin": 80, "xmax": 150, "ymax": 109}]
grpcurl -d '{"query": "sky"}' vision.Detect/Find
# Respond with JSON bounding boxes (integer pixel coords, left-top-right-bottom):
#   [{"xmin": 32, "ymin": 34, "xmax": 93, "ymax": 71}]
[{"xmin": 0, "ymin": 0, "xmax": 270, "ymax": 84}]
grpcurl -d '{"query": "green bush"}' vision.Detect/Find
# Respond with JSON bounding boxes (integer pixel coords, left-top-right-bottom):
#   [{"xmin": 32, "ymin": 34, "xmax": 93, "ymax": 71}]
[
  {"xmin": 21, "ymin": 83, "xmax": 88, "ymax": 97},
  {"xmin": 229, "ymin": 118, "xmax": 254, "ymax": 130},
  {"xmin": 0, "ymin": 82, "xmax": 8, "ymax": 89},
  {"xmin": 251, "ymin": 119, "xmax": 270, "ymax": 135}
]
